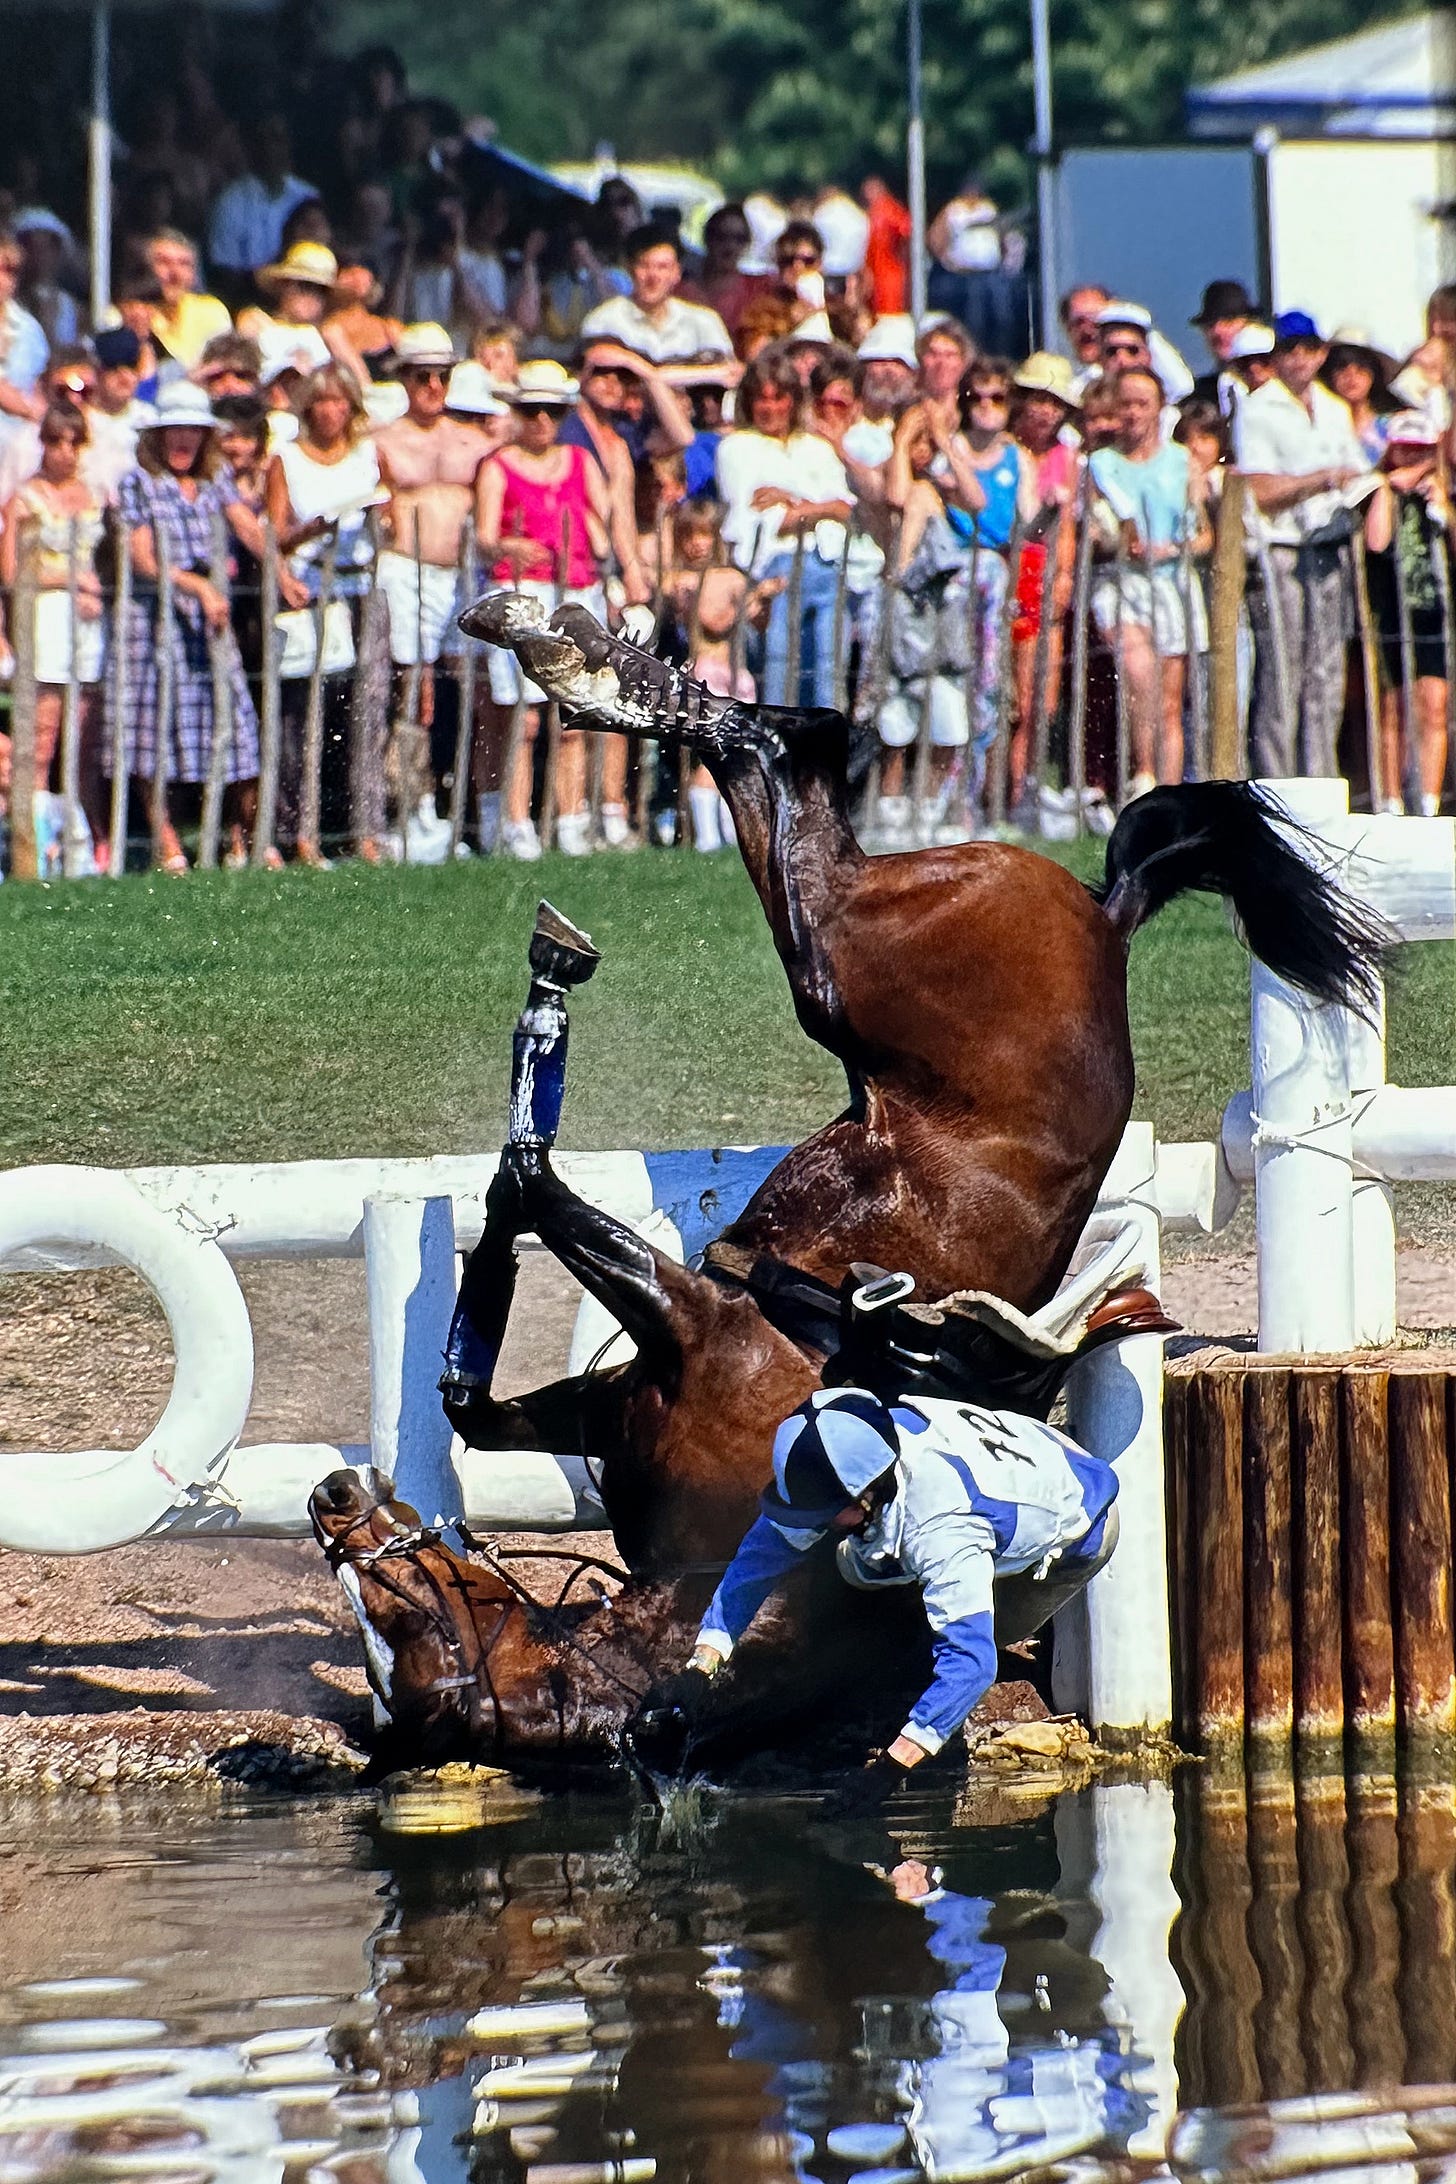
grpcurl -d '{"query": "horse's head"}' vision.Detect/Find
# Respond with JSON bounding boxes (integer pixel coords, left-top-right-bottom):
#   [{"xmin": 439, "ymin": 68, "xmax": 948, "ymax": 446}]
[{"xmin": 309, "ymin": 1465, "xmax": 420, "ymax": 1556}]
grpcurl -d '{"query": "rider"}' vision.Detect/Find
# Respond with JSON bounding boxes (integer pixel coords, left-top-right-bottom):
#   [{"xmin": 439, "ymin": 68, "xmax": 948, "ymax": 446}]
[{"xmin": 631, "ymin": 1384, "xmax": 1120, "ymax": 1811}]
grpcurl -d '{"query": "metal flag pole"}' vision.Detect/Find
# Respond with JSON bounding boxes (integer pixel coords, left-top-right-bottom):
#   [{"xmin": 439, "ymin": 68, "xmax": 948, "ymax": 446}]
[
  {"xmin": 907, "ymin": 0, "xmax": 927, "ymax": 324},
  {"xmin": 1029, "ymin": 0, "xmax": 1058, "ymax": 350},
  {"xmin": 88, "ymin": 0, "xmax": 113, "ymax": 327}
]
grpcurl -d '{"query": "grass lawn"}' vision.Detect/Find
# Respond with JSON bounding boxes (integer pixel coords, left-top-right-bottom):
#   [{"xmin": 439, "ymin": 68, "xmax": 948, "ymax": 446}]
[{"xmin": 2, "ymin": 843, "xmax": 1452, "ymax": 1177}]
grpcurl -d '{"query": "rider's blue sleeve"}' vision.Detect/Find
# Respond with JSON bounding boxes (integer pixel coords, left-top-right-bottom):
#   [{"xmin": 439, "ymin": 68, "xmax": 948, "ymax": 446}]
[
  {"xmin": 900, "ymin": 1521, "xmax": 999, "ymax": 1754},
  {"xmin": 695, "ymin": 1513, "xmax": 822, "ymax": 1662}
]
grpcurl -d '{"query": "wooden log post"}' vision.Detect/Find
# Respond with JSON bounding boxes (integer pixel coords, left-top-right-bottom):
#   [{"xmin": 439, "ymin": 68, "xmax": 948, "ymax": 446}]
[
  {"xmin": 1389, "ymin": 1368, "xmax": 1456, "ymax": 1737},
  {"xmin": 1245, "ymin": 1773, "xmax": 1307, "ymax": 2098},
  {"xmin": 1190, "ymin": 1364, "xmax": 1245, "ymax": 1755},
  {"xmin": 1243, "ymin": 1368, "xmax": 1294, "ymax": 1746},
  {"xmin": 1290, "ymin": 1367, "xmax": 1344, "ymax": 1747},
  {"xmin": 1341, "ymin": 1366, "xmax": 1397, "ymax": 1746},
  {"xmin": 1397, "ymin": 1776, "xmax": 1456, "ymax": 2085},
  {"xmin": 8, "ymin": 520, "xmax": 40, "ymax": 880},
  {"xmin": 1345, "ymin": 1771, "xmax": 1406, "ymax": 2087},
  {"xmin": 1208, "ymin": 473, "xmax": 1246, "ymax": 778}
]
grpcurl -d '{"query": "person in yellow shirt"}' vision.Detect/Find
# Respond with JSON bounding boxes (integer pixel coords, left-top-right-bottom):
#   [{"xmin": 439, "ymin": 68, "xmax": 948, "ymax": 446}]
[{"xmin": 144, "ymin": 229, "xmax": 232, "ymax": 371}]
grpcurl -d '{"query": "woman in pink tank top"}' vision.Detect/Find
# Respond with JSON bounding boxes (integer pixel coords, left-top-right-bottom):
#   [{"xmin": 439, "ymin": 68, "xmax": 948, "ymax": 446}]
[{"xmin": 477, "ymin": 363, "xmax": 630, "ymax": 856}]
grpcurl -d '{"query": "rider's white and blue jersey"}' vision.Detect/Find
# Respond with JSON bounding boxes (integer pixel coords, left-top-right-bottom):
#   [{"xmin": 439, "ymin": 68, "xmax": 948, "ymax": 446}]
[{"xmin": 695, "ymin": 1396, "xmax": 1118, "ymax": 1754}]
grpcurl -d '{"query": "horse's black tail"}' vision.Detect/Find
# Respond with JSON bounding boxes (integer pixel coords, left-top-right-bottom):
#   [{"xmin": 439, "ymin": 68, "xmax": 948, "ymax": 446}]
[{"xmin": 1092, "ymin": 780, "xmax": 1390, "ymax": 1015}]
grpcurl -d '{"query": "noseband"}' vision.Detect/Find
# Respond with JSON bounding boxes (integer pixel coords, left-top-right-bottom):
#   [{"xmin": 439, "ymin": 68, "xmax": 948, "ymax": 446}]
[{"xmin": 324, "ymin": 1508, "xmax": 520, "ymax": 1753}]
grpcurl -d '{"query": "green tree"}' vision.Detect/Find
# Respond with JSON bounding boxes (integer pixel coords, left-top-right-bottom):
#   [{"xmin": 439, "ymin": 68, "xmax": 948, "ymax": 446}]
[{"xmin": 336, "ymin": 0, "xmax": 1424, "ymax": 204}]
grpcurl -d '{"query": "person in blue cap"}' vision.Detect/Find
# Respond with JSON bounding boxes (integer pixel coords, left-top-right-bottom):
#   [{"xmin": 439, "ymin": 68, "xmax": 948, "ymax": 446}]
[{"xmin": 629, "ymin": 1385, "xmax": 1120, "ymax": 1811}]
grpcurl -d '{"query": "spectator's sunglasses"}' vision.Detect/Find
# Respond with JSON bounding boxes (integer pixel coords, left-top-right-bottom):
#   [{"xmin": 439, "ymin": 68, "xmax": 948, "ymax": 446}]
[
  {"xmin": 406, "ymin": 366, "xmax": 450, "ymax": 384},
  {"xmin": 778, "ymin": 248, "xmax": 820, "ymax": 267},
  {"xmin": 517, "ymin": 401, "xmax": 556, "ymax": 418},
  {"xmin": 1101, "ymin": 337, "xmax": 1144, "ymax": 359},
  {"xmin": 967, "ymin": 384, "xmax": 1011, "ymax": 405}
]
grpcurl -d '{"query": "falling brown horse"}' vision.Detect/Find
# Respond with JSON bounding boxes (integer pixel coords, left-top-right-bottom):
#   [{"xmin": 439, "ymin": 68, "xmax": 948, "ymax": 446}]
[{"xmin": 317, "ymin": 599, "xmax": 1384, "ymax": 1769}]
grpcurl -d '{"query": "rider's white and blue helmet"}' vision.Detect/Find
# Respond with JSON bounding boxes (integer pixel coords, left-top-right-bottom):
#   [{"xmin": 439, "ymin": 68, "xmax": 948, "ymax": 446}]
[{"xmin": 760, "ymin": 1387, "xmax": 902, "ymax": 1526}]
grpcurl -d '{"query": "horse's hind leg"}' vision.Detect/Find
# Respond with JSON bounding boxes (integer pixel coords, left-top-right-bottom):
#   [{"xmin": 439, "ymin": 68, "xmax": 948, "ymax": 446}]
[{"xmin": 465, "ymin": 596, "xmax": 866, "ymax": 1059}]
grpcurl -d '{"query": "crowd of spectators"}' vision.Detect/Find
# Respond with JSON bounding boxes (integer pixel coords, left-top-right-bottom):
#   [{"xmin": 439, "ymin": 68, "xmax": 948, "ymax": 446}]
[{"xmin": 0, "ymin": 31, "xmax": 1453, "ymax": 870}]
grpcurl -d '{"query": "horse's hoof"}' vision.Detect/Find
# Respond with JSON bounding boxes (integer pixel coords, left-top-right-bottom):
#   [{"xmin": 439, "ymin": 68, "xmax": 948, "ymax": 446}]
[
  {"xmin": 458, "ymin": 589, "xmax": 550, "ymax": 647},
  {"xmin": 529, "ymin": 899, "xmax": 601, "ymax": 989},
  {"xmin": 438, "ymin": 1377, "xmax": 498, "ymax": 1445}
]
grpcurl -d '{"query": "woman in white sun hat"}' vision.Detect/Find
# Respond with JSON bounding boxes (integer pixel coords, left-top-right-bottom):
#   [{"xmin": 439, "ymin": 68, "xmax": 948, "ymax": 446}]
[
  {"xmin": 475, "ymin": 359, "xmax": 634, "ymax": 859},
  {"xmin": 109, "ymin": 381, "xmax": 307, "ymax": 870}
]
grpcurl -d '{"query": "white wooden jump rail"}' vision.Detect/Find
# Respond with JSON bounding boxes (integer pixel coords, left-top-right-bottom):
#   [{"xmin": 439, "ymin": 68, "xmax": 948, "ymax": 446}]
[{"xmin": 1, "ymin": 777, "xmax": 1449, "ymax": 1746}]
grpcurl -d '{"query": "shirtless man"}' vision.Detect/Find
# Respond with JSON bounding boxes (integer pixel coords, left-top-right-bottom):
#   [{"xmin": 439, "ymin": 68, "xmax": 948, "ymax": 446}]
[{"xmin": 372, "ymin": 321, "xmax": 486, "ymax": 732}]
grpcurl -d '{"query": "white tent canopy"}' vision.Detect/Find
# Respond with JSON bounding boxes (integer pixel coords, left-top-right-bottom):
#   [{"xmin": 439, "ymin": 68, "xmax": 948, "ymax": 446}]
[{"xmin": 1188, "ymin": 11, "xmax": 1456, "ymax": 140}]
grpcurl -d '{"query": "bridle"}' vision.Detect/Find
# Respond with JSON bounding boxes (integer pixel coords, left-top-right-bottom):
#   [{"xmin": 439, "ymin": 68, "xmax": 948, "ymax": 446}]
[
  {"xmin": 323, "ymin": 1506, "xmax": 657, "ymax": 1755},
  {"xmin": 324, "ymin": 1508, "xmax": 519, "ymax": 1751}
]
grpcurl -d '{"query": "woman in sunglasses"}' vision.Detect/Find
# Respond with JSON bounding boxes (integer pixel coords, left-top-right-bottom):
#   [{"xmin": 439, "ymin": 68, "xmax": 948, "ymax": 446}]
[{"xmin": 477, "ymin": 359, "xmax": 638, "ymax": 859}]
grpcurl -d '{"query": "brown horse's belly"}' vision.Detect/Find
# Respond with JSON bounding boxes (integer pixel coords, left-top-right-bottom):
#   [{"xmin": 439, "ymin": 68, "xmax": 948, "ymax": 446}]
[{"xmin": 728, "ymin": 845, "xmax": 1135, "ymax": 1309}]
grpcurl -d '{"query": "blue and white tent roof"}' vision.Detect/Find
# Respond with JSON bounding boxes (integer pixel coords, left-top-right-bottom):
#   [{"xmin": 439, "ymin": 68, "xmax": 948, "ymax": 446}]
[{"xmin": 1188, "ymin": 11, "xmax": 1456, "ymax": 139}]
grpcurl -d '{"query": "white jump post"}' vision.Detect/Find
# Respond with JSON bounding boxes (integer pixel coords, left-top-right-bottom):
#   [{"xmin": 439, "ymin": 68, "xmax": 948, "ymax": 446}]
[
  {"xmin": 1055, "ymin": 1123, "xmax": 1173, "ymax": 1744},
  {"xmin": 1249, "ymin": 781, "xmax": 1456, "ymax": 1353},
  {"xmin": 363, "ymin": 1192, "xmax": 461, "ymax": 1527}
]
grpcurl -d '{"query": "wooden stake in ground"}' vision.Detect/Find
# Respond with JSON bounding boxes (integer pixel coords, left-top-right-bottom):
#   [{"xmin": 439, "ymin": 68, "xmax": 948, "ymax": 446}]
[
  {"xmin": 783, "ymin": 529, "xmax": 805, "ymax": 705},
  {"xmin": 299, "ymin": 527, "xmax": 339, "ymax": 858},
  {"xmin": 8, "ymin": 518, "xmax": 39, "ymax": 880},
  {"xmin": 59, "ymin": 516, "xmax": 85, "ymax": 878},
  {"xmin": 1350, "ymin": 526, "xmax": 1385, "ymax": 809},
  {"xmin": 1432, "ymin": 497, "xmax": 1456, "ymax": 805},
  {"xmin": 1178, "ymin": 484, "xmax": 1209, "ymax": 781},
  {"xmin": 251, "ymin": 521, "xmax": 282, "ymax": 864},
  {"xmin": 1028, "ymin": 517, "xmax": 1058, "ymax": 796},
  {"xmin": 106, "ymin": 516, "xmax": 132, "ymax": 875},
  {"xmin": 449, "ymin": 522, "xmax": 478, "ymax": 855},
  {"xmin": 830, "ymin": 516, "xmax": 854, "ymax": 713},
  {"xmin": 958, "ymin": 516, "xmax": 984, "ymax": 833},
  {"xmin": 197, "ymin": 505, "xmax": 235, "ymax": 869},
  {"xmin": 1208, "ymin": 472, "xmax": 1246, "ymax": 779},
  {"xmin": 1065, "ymin": 468, "xmax": 1095, "ymax": 833},
  {"xmin": 349, "ymin": 531, "xmax": 389, "ymax": 855},
  {"xmin": 151, "ymin": 535, "xmax": 176, "ymax": 868},
  {"xmin": 985, "ymin": 509, "xmax": 1024, "ymax": 828},
  {"xmin": 1111, "ymin": 527, "xmax": 1131, "ymax": 807},
  {"xmin": 1392, "ymin": 499, "xmax": 1419, "ymax": 802}
]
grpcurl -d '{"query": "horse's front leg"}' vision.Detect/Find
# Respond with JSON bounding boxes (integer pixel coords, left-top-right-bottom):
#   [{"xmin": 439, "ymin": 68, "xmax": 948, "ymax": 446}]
[{"xmin": 439, "ymin": 902, "xmax": 600, "ymax": 1435}]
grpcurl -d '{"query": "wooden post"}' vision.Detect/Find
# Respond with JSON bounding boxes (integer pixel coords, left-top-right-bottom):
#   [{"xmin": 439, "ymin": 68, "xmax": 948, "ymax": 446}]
[
  {"xmin": 349, "ymin": 548, "xmax": 389, "ymax": 856},
  {"xmin": 449, "ymin": 523, "xmax": 478, "ymax": 856},
  {"xmin": 783, "ymin": 529, "xmax": 805, "ymax": 705},
  {"xmin": 197, "ymin": 505, "xmax": 234, "ymax": 869},
  {"xmin": 1208, "ymin": 473, "xmax": 1246, "ymax": 778},
  {"xmin": 1178, "ymin": 486, "xmax": 1208, "ymax": 781},
  {"xmin": 1177, "ymin": 1772, "xmax": 1262, "ymax": 2105},
  {"xmin": 1066, "ymin": 469, "xmax": 1094, "ymax": 832},
  {"xmin": 1392, "ymin": 497, "xmax": 1418, "ymax": 795},
  {"xmin": 1163, "ymin": 1370, "xmax": 1192, "ymax": 1745},
  {"xmin": 1028, "ymin": 524, "xmax": 1058, "ymax": 794},
  {"xmin": 957, "ymin": 517, "xmax": 983, "ymax": 834},
  {"xmin": 1340, "ymin": 1366, "xmax": 1396, "ymax": 1743},
  {"xmin": 830, "ymin": 517, "xmax": 853, "ymax": 714},
  {"xmin": 1112, "ymin": 528, "xmax": 1131, "ymax": 805},
  {"xmin": 150, "ymin": 533, "xmax": 176, "ymax": 867},
  {"xmin": 1290, "ymin": 1367, "xmax": 1344, "ymax": 1747},
  {"xmin": 985, "ymin": 511, "xmax": 1024, "ymax": 829},
  {"xmin": 298, "ymin": 528, "xmax": 339, "ymax": 859},
  {"xmin": 250, "ymin": 522, "xmax": 282, "ymax": 865},
  {"xmin": 1350, "ymin": 528, "xmax": 1385, "ymax": 810},
  {"xmin": 1243, "ymin": 1368, "xmax": 1294, "ymax": 1746},
  {"xmin": 106, "ymin": 516, "xmax": 131, "ymax": 876},
  {"xmin": 9, "ymin": 520, "xmax": 39, "ymax": 880},
  {"xmin": 1389, "ymin": 1368, "xmax": 1456, "ymax": 1735},
  {"xmin": 539, "ymin": 701, "xmax": 561, "ymax": 848},
  {"xmin": 59, "ymin": 516, "xmax": 85, "ymax": 878},
  {"xmin": 1190, "ymin": 1364, "xmax": 1244, "ymax": 1751}
]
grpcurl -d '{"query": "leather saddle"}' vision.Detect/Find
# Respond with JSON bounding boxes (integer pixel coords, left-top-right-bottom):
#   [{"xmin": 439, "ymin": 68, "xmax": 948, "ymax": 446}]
[{"xmin": 702, "ymin": 1214, "xmax": 1178, "ymax": 1421}]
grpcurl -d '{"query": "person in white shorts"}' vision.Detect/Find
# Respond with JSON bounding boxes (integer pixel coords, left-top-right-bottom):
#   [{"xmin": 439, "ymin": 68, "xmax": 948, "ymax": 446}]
[{"xmin": 372, "ymin": 321, "xmax": 486, "ymax": 711}]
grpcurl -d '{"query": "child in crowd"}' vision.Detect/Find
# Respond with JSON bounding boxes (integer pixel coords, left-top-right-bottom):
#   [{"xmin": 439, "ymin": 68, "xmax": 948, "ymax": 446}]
[{"xmin": 660, "ymin": 494, "xmax": 758, "ymax": 851}]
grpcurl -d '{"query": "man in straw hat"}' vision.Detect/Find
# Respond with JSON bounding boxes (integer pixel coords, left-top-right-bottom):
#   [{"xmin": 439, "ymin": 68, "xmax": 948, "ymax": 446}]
[{"xmin": 373, "ymin": 322, "xmax": 486, "ymax": 728}]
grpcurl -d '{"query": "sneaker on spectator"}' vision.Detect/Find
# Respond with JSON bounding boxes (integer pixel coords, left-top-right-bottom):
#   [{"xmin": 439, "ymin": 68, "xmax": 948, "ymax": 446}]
[
  {"xmin": 502, "ymin": 818, "xmax": 542, "ymax": 862},
  {"xmin": 600, "ymin": 802, "xmax": 637, "ymax": 850},
  {"xmin": 557, "ymin": 810, "xmax": 593, "ymax": 857}
]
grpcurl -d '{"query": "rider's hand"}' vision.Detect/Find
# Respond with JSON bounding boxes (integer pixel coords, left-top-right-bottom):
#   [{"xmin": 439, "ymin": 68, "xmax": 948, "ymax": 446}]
[{"xmin": 822, "ymin": 1747, "xmax": 915, "ymax": 1819}]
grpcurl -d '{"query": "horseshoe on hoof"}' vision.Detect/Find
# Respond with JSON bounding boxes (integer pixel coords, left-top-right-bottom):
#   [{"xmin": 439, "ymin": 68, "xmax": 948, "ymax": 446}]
[{"xmin": 457, "ymin": 588, "xmax": 551, "ymax": 647}]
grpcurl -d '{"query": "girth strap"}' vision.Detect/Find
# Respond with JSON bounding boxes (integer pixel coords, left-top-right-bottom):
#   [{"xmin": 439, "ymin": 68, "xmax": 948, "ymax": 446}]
[{"xmin": 701, "ymin": 1240, "xmax": 843, "ymax": 1360}]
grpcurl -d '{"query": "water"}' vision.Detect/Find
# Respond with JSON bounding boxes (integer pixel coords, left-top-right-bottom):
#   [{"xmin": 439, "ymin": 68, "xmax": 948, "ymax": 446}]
[{"xmin": 0, "ymin": 1766, "xmax": 1447, "ymax": 2182}]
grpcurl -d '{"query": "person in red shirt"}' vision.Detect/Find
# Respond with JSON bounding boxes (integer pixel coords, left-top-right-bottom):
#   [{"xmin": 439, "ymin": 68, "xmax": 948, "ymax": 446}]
[{"xmin": 861, "ymin": 176, "xmax": 912, "ymax": 317}]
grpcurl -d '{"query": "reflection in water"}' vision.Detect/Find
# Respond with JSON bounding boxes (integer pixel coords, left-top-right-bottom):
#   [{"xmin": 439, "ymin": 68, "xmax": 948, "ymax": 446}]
[
  {"xmin": 0, "ymin": 1784, "xmax": 1161, "ymax": 2183},
  {"xmin": 1174, "ymin": 1767, "xmax": 1456, "ymax": 2108}
]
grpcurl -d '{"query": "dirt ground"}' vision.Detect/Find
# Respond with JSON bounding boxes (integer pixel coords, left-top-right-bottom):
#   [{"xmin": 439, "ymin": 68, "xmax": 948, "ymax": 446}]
[{"xmin": 0, "ymin": 1234, "xmax": 1452, "ymax": 1783}]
